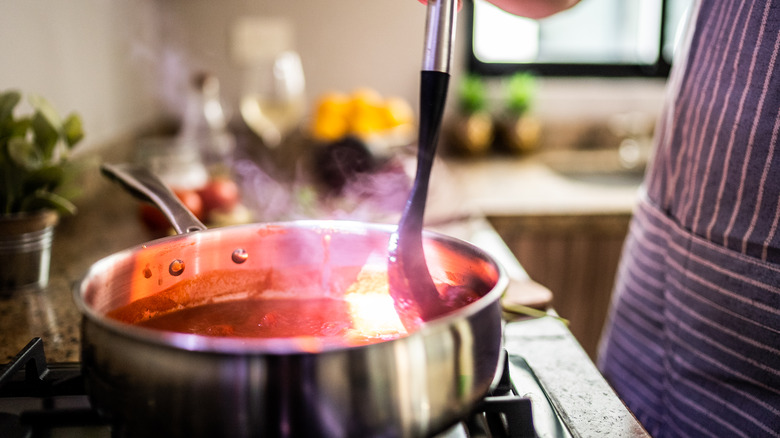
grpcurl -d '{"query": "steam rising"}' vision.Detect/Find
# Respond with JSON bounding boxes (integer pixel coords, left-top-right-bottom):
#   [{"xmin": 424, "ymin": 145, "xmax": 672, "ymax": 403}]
[{"xmin": 231, "ymin": 136, "xmax": 412, "ymax": 223}]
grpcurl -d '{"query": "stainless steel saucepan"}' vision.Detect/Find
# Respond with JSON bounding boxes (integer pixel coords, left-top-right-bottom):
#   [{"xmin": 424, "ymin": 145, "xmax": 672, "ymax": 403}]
[{"xmin": 73, "ymin": 163, "xmax": 507, "ymax": 437}]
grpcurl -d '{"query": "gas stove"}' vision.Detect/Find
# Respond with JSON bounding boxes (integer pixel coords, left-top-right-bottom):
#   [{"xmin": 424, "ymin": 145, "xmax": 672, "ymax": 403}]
[{"xmin": 0, "ymin": 337, "xmax": 572, "ymax": 438}]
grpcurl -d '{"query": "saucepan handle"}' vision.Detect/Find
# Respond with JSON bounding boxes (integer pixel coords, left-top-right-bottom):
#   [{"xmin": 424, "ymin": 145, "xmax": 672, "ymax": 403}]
[{"xmin": 101, "ymin": 163, "xmax": 207, "ymax": 234}]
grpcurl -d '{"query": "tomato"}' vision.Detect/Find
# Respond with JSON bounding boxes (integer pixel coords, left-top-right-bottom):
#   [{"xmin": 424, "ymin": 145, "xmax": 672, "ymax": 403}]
[
  {"xmin": 175, "ymin": 189, "xmax": 205, "ymax": 219},
  {"xmin": 139, "ymin": 189, "xmax": 204, "ymax": 233},
  {"xmin": 197, "ymin": 177, "xmax": 240, "ymax": 217},
  {"xmin": 139, "ymin": 204, "xmax": 170, "ymax": 233}
]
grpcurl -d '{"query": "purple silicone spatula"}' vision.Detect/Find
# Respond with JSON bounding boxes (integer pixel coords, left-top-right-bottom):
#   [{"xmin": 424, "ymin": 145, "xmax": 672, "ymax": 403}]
[{"xmin": 388, "ymin": 0, "xmax": 459, "ymax": 329}]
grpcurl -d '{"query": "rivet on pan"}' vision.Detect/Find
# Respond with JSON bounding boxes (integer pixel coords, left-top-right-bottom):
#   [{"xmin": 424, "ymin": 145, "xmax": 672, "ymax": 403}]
[
  {"xmin": 169, "ymin": 259, "xmax": 185, "ymax": 276},
  {"xmin": 232, "ymin": 248, "xmax": 249, "ymax": 264},
  {"xmin": 143, "ymin": 265, "xmax": 153, "ymax": 279}
]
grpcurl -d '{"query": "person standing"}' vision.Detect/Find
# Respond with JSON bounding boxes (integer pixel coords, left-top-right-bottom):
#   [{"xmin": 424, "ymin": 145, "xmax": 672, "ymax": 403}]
[
  {"xmin": 416, "ymin": 0, "xmax": 780, "ymax": 436},
  {"xmin": 597, "ymin": 1, "xmax": 780, "ymax": 436}
]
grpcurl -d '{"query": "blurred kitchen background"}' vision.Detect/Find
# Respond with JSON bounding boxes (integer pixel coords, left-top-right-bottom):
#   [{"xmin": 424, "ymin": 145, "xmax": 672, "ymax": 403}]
[{"xmin": 1, "ymin": 0, "xmax": 691, "ymax": 359}]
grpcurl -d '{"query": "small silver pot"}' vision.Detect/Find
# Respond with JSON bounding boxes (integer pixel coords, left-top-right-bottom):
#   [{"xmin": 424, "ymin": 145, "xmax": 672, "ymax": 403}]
[
  {"xmin": 74, "ymin": 165, "xmax": 507, "ymax": 437},
  {"xmin": 0, "ymin": 209, "xmax": 58, "ymax": 292}
]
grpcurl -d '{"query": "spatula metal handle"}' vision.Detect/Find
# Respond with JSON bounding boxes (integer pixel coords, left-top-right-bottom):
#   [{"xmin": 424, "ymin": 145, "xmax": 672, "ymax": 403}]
[{"xmin": 422, "ymin": 0, "xmax": 458, "ymax": 73}]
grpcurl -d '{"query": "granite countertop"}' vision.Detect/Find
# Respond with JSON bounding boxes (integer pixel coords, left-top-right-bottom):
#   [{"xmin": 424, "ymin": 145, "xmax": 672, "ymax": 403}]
[
  {"xmin": 505, "ymin": 317, "xmax": 650, "ymax": 437},
  {"xmin": 0, "ymin": 161, "xmax": 153, "ymax": 363},
  {"xmin": 443, "ymin": 152, "xmax": 642, "ymax": 216}
]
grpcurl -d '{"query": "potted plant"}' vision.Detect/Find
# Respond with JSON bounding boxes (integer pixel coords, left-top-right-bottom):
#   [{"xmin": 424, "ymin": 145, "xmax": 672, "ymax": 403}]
[
  {"xmin": 495, "ymin": 72, "xmax": 541, "ymax": 154},
  {"xmin": 445, "ymin": 74, "xmax": 495, "ymax": 156},
  {"xmin": 0, "ymin": 89, "xmax": 84, "ymax": 292}
]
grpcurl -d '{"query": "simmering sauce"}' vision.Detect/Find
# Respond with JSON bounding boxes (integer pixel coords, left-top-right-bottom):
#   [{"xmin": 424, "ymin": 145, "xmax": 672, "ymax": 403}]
[
  {"xmin": 136, "ymin": 297, "xmax": 353, "ymax": 338},
  {"xmin": 107, "ymin": 268, "xmax": 486, "ymax": 347},
  {"xmin": 108, "ymin": 269, "xmax": 416, "ymax": 346}
]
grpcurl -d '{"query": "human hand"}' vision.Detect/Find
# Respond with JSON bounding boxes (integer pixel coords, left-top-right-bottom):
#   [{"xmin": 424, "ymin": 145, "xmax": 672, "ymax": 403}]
[
  {"xmin": 417, "ymin": 0, "xmax": 463, "ymax": 11},
  {"xmin": 417, "ymin": 0, "xmax": 579, "ymax": 19}
]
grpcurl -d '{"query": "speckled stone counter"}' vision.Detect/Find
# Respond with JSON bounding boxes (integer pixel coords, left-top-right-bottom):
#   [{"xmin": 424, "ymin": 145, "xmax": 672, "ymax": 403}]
[
  {"xmin": 443, "ymin": 153, "xmax": 641, "ymax": 216},
  {"xmin": 0, "ymin": 158, "xmax": 152, "ymax": 363},
  {"xmin": 505, "ymin": 317, "xmax": 649, "ymax": 437}
]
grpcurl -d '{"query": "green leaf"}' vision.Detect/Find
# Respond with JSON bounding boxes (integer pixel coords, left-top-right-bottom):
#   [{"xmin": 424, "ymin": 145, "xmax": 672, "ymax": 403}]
[
  {"xmin": 0, "ymin": 92, "xmax": 22, "ymax": 144},
  {"xmin": 0, "ymin": 154, "xmax": 25, "ymax": 214},
  {"xmin": 458, "ymin": 75, "xmax": 488, "ymax": 114},
  {"xmin": 24, "ymin": 190, "xmax": 77, "ymax": 215},
  {"xmin": 505, "ymin": 73, "xmax": 536, "ymax": 115},
  {"xmin": 0, "ymin": 90, "xmax": 21, "ymax": 123},
  {"xmin": 31, "ymin": 111, "xmax": 60, "ymax": 159},
  {"xmin": 24, "ymin": 165, "xmax": 65, "ymax": 191},
  {"xmin": 28, "ymin": 94, "xmax": 62, "ymax": 129},
  {"xmin": 62, "ymin": 113, "xmax": 84, "ymax": 148},
  {"xmin": 0, "ymin": 90, "xmax": 85, "ymax": 215},
  {"xmin": 0, "ymin": 119, "xmax": 31, "ymax": 160},
  {"xmin": 53, "ymin": 184, "xmax": 81, "ymax": 206},
  {"xmin": 10, "ymin": 117, "xmax": 32, "ymax": 138},
  {"xmin": 7, "ymin": 137, "xmax": 42, "ymax": 170},
  {"xmin": 28, "ymin": 94, "xmax": 64, "ymax": 159}
]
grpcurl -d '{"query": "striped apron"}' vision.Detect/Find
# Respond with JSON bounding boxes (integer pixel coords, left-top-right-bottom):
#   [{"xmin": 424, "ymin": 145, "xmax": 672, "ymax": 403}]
[{"xmin": 597, "ymin": 0, "xmax": 780, "ymax": 437}]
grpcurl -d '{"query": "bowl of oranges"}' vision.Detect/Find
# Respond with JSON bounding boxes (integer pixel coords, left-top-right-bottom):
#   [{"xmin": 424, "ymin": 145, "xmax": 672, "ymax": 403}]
[{"xmin": 308, "ymin": 88, "xmax": 415, "ymax": 157}]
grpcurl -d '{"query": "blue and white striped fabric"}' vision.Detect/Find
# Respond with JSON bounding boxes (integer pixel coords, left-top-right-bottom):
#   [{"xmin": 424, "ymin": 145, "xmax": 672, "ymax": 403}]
[{"xmin": 598, "ymin": 0, "xmax": 780, "ymax": 436}]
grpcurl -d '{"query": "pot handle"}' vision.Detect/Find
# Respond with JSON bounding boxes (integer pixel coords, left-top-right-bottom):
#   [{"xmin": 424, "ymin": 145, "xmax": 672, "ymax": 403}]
[{"xmin": 101, "ymin": 163, "xmax": 208, "ymax": 234}]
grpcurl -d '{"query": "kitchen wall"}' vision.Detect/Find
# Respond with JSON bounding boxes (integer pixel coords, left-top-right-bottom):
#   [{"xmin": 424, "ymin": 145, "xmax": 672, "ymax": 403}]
[
  {"xmin": 156, "ymin": 0, "xmax": 668, "ymax": 139},
  {"xmin": 1, "ymin": 0, "xmax": 431, "ymax": 153},
  {"xmin": 2, "ymin": 0, "xmax": 666, "ymax": 152},
  {"xmin": 156, "ymin": 0, "xmax": 428, "ymax": 113},
  {"xmin": 1, "ymin": 0, "xmax": 164, "ymax": 149}
]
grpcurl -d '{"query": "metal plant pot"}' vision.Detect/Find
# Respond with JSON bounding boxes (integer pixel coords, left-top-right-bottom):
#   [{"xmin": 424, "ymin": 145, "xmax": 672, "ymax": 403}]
[{"xmin": 0, "ymin": 209, "xmax": 58, "ymax": 292}]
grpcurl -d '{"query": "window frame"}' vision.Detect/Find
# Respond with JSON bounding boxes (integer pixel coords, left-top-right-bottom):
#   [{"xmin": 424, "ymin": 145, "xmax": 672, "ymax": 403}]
[{"xmin": 465, "ymin": 0, "xmax": 673, "ymax": 77}]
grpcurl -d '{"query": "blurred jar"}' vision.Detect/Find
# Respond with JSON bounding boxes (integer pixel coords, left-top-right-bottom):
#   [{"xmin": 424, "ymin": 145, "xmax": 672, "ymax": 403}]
[{"xmin": 180, "ymin": 72, "xmax": 236, "ymax": 172}]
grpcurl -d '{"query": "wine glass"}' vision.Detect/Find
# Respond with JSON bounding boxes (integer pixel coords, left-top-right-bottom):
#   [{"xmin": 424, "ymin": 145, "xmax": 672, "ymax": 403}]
[{"xmin": 240, "ymin": 51, "xmax": 306, "ymax": 148}]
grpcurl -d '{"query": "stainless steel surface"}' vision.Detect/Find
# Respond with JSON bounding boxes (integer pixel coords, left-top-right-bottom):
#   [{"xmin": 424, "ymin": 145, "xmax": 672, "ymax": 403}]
[
  {"xmin": 0, "ymin": 210, "xmax": 58, "ymax": 292},
  {"xmin": 508, "ymin": 355, "xmax": 573, "ymax": 438},
  {"xmin": 422, "ymin": 0, "xmax": 457, "ymax": 73},
  {"xmin": 74, "ymin": 221, "xmax": 507, "ymax": 437},
  {"xmin": 1, "ymin": 325, "xmax": 573, "ymax": 438},
  {"xmin": 0, "ymin": 227, "xmax": 53, "ymax": 291},
  {"xmin": 100, "ymin": 163, "xmax": 207, "ymax": 234}
]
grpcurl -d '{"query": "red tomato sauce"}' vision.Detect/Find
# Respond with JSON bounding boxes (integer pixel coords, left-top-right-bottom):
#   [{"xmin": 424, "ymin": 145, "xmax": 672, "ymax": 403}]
[{"xmin": 134, "ymin": 297, "xmax": 354, "ymax": 339}]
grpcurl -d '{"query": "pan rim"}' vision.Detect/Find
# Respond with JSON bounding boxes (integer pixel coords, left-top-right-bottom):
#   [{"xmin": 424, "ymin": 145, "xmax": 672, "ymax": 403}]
[{"xmin": 73, "ymin": 219, "xmax": 508, "ymax": 355}]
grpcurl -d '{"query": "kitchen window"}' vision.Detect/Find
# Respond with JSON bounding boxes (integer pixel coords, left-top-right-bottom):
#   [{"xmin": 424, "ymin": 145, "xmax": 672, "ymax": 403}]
[{"xmin": 467, "ymin": 0, "xmax": 693, "ymax": 77}]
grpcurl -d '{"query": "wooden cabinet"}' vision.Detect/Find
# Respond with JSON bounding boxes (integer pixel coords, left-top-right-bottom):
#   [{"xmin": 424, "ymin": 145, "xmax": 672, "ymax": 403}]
[{"xmin": 489, "ymin": 213, "xmax": 631, "ymax": 361}]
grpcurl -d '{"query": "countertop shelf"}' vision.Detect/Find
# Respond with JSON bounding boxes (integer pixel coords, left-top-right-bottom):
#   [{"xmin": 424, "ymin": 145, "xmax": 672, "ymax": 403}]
[{"xmin": 442, "ymin": 153, "xmax": 642, "ymax": 217}]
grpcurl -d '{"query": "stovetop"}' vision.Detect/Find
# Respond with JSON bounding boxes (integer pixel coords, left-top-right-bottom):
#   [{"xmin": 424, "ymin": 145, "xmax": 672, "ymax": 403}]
[{"xmin": 0, "ymin": 338, "xmax": 572, "ymax": 438}]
